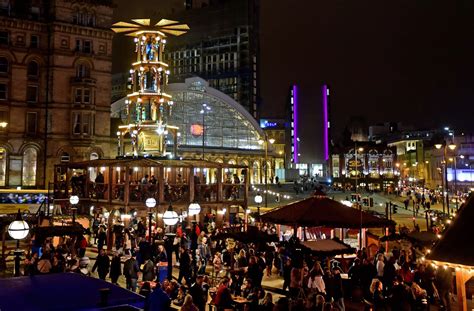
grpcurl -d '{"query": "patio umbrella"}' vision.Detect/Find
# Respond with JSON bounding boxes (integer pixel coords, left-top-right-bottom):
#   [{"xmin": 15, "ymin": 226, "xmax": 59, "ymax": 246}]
[{"xmin": 261, "ymin": 190, "xmax": 393, "ymax": 229}]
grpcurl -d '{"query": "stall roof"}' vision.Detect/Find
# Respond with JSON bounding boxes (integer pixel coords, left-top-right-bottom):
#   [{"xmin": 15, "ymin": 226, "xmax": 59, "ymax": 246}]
[
  {"xmin": 57, "ymin": 158, "xmax": 247, "ymax": 169},
  {"xmin": 427, "ymin": 195, "xmax": 474, "ymax": 267},
  {"xmin": 261, "ymin": 191, "xmax": 393, "ymax": 229},
  {"xmin": 0, "ymin": 273, "xmax": 145, "ymax": 311},
  {"xmin": 301, "ymin": 239, "xmax": 355, "ymax": 256}
]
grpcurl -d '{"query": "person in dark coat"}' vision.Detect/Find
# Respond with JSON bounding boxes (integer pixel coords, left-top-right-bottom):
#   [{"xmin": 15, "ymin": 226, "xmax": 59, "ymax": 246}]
[
  {"xmin": 92, "ymin": 249, "xmax": 110, "ymax": 280},
  {"xmin": 142, "ymin": 258, "xmax": 156, "ymax": 282},
  {"xmin": 389, "ymin": 275, "xmax": 413, "ymax": 311},
  {"xmin": 110, "ymin": 252, "xmax": 122, "ymax": 284},
  {"xmin": 189, "ymin": 275, "xmax": 207, "ymax": 311},
  {"xmin": 97, "ymin": 226, "xmax": 107, "ymax": 251},
  {"xmin": 178, "ymin": 247, "xmax": 191, "ymax": 285},
  {"xmin": 124, "ymin": 255, "xmax": 140, "ymax": 292}
]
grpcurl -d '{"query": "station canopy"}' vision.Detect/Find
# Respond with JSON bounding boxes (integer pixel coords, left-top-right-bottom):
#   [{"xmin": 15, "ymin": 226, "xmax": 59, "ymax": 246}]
[{"xmin": 112, "ymin": 77, "xmax": 265, "ymax": 152}]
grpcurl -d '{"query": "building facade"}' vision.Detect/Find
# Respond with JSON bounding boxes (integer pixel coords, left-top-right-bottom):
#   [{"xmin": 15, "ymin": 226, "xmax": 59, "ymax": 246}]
[
  {"xmin": 161, "ymin": 0, "xmax": 260, "ymax": 118},
  {"xmin": 0, "ymin": 0, "xmax": 114, "ymax": 188},
  {"xmin": 330, "ymin": 144, "xmax": 399, "ymax": 192}
]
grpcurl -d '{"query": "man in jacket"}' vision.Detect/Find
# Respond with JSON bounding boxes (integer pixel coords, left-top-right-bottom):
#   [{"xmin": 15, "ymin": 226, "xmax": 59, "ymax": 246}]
[
  {"xmin": 124, "ymin": 255, "xmax": 140, "ymax": 292},
  {"xmin": 109, "ymin": 252, "xmax": 122, "ymax": 284},
  {"xmin": 189, "ymin": 275, "xmax": 207, "ymax": 311},
  {"xmin": 178, "ymin": 246, "xmax": 191, "ymax": 285},
  {"xmin": 92, "ymin": 249, "xmax": 110, "ymax": 280},
  {"xmin": 142, "ymin": 258, "xmax": 155, "ymax": 282}
]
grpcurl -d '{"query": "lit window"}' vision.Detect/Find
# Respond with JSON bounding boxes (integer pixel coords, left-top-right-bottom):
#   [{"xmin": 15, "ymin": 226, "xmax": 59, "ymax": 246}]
[
  {"xmin": 72, "ymin": 112, "xmax": 92, "ymax": 135},
  {"xmin": 22, "ymin": 148, "xmax": 37, "ymax": 186}
]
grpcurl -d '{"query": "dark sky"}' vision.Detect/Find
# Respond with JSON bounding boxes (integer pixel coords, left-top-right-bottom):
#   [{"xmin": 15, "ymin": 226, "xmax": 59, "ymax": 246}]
[{"xmin": 113, "ymin": 0, "xmax": 474, "ymax": 163}]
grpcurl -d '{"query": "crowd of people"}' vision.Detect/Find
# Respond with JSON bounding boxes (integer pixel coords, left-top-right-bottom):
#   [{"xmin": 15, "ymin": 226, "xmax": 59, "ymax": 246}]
[{"xmin": 19, "ymin": 200, "xmax": 459, "ymax": 311}]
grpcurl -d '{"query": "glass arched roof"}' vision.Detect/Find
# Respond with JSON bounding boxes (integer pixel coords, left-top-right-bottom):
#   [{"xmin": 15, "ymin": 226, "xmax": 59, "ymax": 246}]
[{"xmin": 112, "ymin": 77, "xmax": 265, "ymax": 151}]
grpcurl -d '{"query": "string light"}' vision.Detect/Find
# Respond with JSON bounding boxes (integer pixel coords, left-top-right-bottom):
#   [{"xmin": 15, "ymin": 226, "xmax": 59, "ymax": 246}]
[{"xmin": 251, "ymin": 186, "xmax": 292, "ymax": 200}]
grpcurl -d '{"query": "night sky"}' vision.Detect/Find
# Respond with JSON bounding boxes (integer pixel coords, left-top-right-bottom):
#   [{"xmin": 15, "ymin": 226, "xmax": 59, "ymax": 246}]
[{"xmin": 113, "ymin": 0, "xmax": 474, "ymax": 163}]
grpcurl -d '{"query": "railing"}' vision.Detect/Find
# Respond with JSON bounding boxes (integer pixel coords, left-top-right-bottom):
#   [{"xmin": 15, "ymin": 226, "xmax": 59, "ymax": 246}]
[
  {"xmin": 88, "ymin": 182, "xmax": 109, "ymax": 200},
  {"xmin": 164, "ymin": 184, "xmax": 189, "ymax": 203},
  {"xmin": 129, "ymin": 184, "xmax": 159, "ymax": 203},
  {"xmin": 222, "ymin": 183, "xmax": 245, "ymax": 201},
  {"xmin": 194, "ymin": 184, "xmax": 218, "ymax": 203}
]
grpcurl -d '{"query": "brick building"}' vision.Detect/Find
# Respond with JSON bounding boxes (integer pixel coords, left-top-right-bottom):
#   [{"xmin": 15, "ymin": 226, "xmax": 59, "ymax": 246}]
[{"xmin": 0, "ymin": 0, "xmax": 114, "ymax": 188}]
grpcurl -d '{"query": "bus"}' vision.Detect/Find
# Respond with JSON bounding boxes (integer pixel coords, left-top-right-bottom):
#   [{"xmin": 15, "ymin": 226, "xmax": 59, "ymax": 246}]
[{"xmin": 0, "ymin": 189, "xmax": 49, "ymax": 214}]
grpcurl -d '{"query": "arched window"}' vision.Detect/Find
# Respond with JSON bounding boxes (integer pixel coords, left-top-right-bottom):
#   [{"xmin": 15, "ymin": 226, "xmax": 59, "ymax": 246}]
[
  {"xmin": 22, "ymin": 148, "xmax": 37, "ymax": 186},
  {"xmin": 27, "ymin": 61, "xmax": 39, "ymax": 77},
  {"xmin": 0, "ymin": 147, "xmax": 6, "ymax": 186},
  {"xmin": 76, "ymin": 63, "xmax": 90, "ymax": 78},
  {"xmin": 0, "ymin": 57, "xmax": 8, "ymax": 73}
]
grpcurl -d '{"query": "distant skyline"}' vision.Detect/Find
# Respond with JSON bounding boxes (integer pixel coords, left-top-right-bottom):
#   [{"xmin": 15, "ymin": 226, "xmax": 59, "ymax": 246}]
[{"xmin": 113, "ymin": 0, "xmax": 474, "ymax": 163}]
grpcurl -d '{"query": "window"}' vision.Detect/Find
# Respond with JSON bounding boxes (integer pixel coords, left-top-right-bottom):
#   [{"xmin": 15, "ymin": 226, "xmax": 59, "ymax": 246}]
[
  {"xmin": 26, "ymin": 112, "xmax": 37, "ymax": 135},
  {"xmin": 27, "ymin": 85, "xmax": 38, "ymax": 103},
  {"xmin": 72, "ymin": 112, "xmax": 92, "ymax": 135},
  {"xmin": 0, "ymin": 31, "xmax": 8, "ymax": 45},
  {"xmin": 76, "ymin": 39, "xmax": 92, "ymax": 53},
  {"xmin": 30, "ymin": 35, "xmax": 39, "ymax": 48},
  {"xmin": 22, "ymin": 148, "xmax": 37, "ymax": 186},
  {"xmin": 74, "ymin": 89, "xmax": 82, "ymax": 103},
  {"xmin": 0, "ymin": 83, "xmax": 7, "ymax": 100},
  {"xmin": 0, "ymin": 147, "xmax": 6, "ymax": 186},
  {"xmin": 27, "ymin": 61, "xmax": 39, "ymax": 77},
  {"xmin": 83, "ymin": 40, "xmax": 92, "ymax": 53},
  {"xmin": 0, "ymin": 57, "xmax": 7, "ymax": 73},
  {"xmin": 74, "ymin": 88, "xmax": 91, "ymax": 104},
  {"xmin": 76, "ymin": 63, "xmax": 90, "ymax": 78},
  {"xmin": 83, "ymin": 89, "xmax": 90, "ymax": 103}
]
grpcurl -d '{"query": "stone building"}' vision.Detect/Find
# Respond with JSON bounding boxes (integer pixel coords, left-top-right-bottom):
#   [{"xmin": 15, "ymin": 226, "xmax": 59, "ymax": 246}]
[{"xmin": 0, "ymin": 0, "xmax": 114, "ymax": 188}]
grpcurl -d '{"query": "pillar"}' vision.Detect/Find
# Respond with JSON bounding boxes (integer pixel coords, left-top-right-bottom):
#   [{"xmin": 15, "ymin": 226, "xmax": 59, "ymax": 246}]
[{"xmin": 456, "ymin": 269, "xmax": 469, "ymax": 311}]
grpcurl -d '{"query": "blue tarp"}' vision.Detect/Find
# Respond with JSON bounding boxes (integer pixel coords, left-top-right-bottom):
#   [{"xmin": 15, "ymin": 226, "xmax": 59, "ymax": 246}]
[{"xmin": 0, "ymin": 273, "xmax": 145, "ymax": 311}]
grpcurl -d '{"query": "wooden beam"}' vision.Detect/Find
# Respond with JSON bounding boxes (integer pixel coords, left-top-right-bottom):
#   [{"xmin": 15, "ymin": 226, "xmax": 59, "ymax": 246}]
[{"xmin": 456, "ymin": 269, "xmax": 469, "ymax": 311}]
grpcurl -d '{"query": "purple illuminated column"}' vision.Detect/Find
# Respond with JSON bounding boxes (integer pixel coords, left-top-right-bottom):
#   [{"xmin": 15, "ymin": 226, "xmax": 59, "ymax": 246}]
[
  {"xmin": 322, "ymin": 85, "xmax": 329, "ymax": 161},
  {"xmin": 293, "ymin": 84, "xmax": 299, "ymax": 164}
]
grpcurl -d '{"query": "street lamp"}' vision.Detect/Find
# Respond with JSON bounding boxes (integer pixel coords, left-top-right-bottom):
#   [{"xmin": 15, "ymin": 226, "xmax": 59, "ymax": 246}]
[
  {"xmin": 8, "ymin": 210, "xmax": 30, "ymax": 277},
  {"xmin": 200, "ymin": 103, "xmax": 211, "ymax": 160},
  {"xmin": 258, "ymin": 136, "xmax": 275, "ymax": 207},
  {"xmin": 188, "ymin": 202, "xmax": 201, "ymax": 217},
  {"xmin": 435, "ymin": 142, "xmax": 456, "ymax": 214},
  {"xmin": 69, "ymin": 195, "xmax": 79, "ymax": 224},
  {"xmin": 354, "ymin": 146, "xmax": 364, "ymax": 193},
  {"xmin": 146, "ymin": 197, "xmax": 157, "ymax": 243},
  {"xmin": 163, "ymin": 204, "xmax": 179, "ymax": 226},
  {"xmin": 254, "ymin": 193, "xmax": 263, "ymax": 222}
]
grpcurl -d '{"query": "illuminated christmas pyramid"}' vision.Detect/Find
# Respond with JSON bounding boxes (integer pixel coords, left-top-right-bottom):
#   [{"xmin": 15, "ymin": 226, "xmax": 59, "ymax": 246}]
[{"xmin": 112, "ymin": 19, "xmax": 189, "ymax": 157}]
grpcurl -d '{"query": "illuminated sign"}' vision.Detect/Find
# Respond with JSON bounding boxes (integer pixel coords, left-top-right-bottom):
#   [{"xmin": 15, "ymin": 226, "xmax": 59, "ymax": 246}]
[
  {"xmin": 259, "ymin": 119, "xmax": 278, "ymax": 128},
  {"xmin": 190, "ymin": 124, "xmax": 203, "ymax": 137}
]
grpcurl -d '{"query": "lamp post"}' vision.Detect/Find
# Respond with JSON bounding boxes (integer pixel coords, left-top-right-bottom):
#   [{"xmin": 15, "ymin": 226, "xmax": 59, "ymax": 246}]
[
  {"xmin": 145, "ymin": 197, "xmax": 157, "ymax": 243},
  {"xmin": 200, "ymin": 103, "xmax": 211, "ymax": 160},
  {"xmin": 354, "ymin": 145, "xmax": 364, "ymax": 249},
  {"xmin": 254, "ymin": 193, "xmax": 263, "ymax": 225},
  {"xmin": 258, "ymin": 136, "xmax": 275, "ymax": 207},
  {"xmin": 69, "ymin": 195, "xmax": 79, "ymax": 224},
  {"xmin": 435, "ymin": 142, "xmax": 456, "ymax": 214},
  {"xmin": 8, "ymin": 210, "xmax": 30, "ymax": 277},
  {"xmin": 354, "ymin": 146, "xmax": 364, "ymax": 193}
]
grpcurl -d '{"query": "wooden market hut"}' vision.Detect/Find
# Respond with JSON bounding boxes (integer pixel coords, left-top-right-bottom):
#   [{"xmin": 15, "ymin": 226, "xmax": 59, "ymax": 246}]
[
  {"xmin": 260, "ymin": 190, "xmax": 393, "ymax": 246},
  {"xmin": 427, "ymin": 195, "xmax": 474, "ymax": 311}
]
